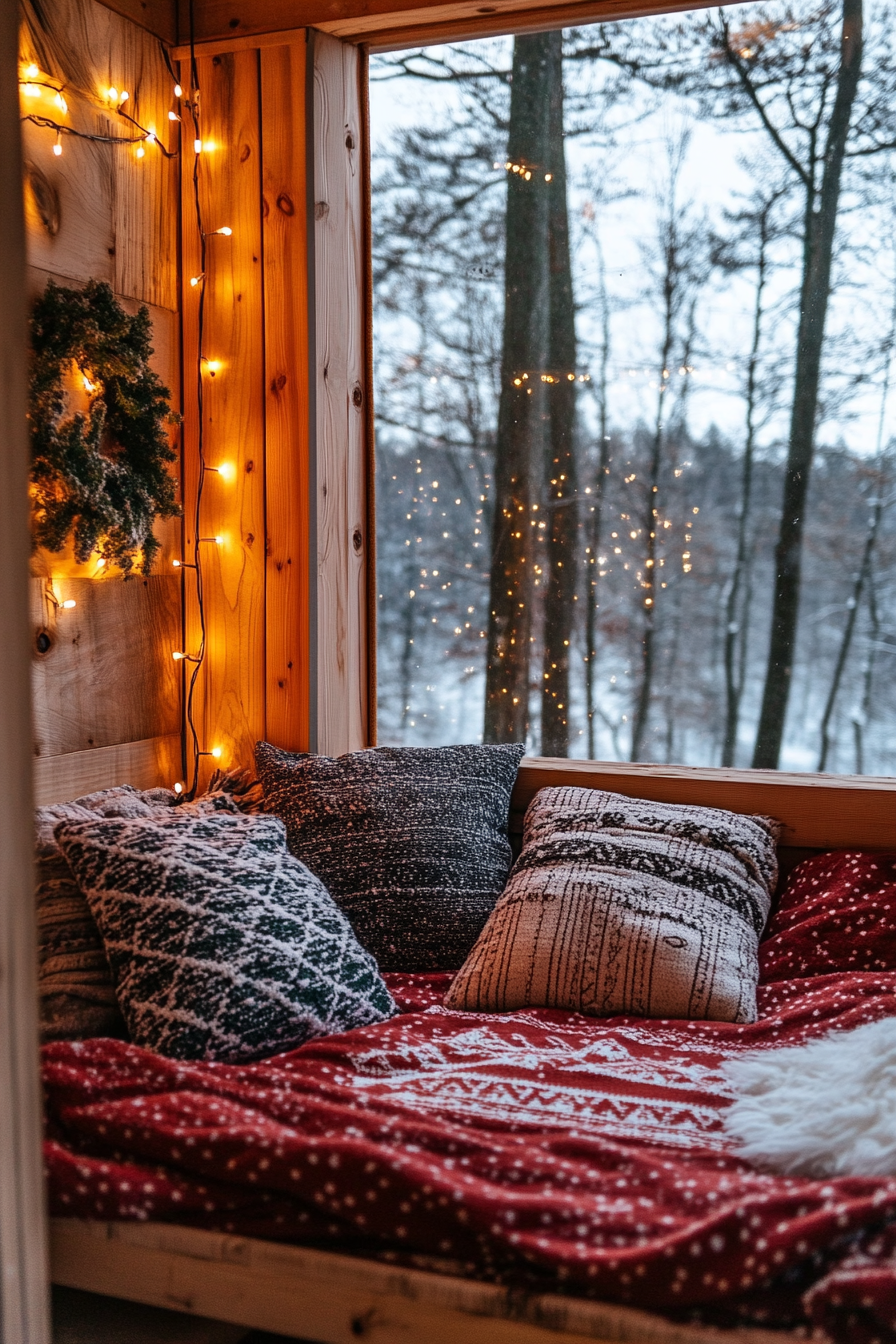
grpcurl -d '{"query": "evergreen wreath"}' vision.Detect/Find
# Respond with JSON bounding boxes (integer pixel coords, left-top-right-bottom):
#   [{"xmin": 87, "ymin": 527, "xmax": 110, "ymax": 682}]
[{"xmin": 29, "ymin": 280, "xmax": 181, "ymax": 576}]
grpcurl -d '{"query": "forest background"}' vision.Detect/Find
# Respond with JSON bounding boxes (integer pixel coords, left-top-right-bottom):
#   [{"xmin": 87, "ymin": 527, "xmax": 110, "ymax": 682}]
[{"xmin": 371, "ymin": 0, "xmax": 896, "ymax": 774}]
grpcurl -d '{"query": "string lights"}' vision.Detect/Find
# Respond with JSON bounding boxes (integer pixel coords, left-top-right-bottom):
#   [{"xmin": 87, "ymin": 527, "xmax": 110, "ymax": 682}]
[
  {"xmin": 18, "ymin": 56, "xmax": 179, "ymax": 160},
  {"xmin": 174, "ymin": 0, "xmax": 233, "ymax": 797}
]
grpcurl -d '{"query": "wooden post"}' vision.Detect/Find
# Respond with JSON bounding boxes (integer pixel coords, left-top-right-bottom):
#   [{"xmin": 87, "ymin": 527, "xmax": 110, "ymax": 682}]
[
  {"xmin": 312, "ymin": 31, "xmax": 370, "ymax": 756},
  {"xmin": 0, "ymin": 8, "xmax": 52, "ymax": 1341}
]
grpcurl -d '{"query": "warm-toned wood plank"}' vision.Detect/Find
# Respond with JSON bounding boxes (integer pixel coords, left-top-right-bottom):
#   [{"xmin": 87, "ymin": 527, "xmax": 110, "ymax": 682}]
[
  {"xmin": 92, "ymin": 0, "xmax": 177, "ymax": 44},
  {"xmin": 29, "ymin": 576, "xmax": 181, "ymax": 757},
  {"xmin": 261, "ymin": 42, "xmax": 313, "ymax": 754},
  {"xmin": 179, "ymin": 0, "xmax": 713, "ymax": 49},
  {"xmin": 51, "ymin": 1221, "xmax": 785, "ymax": 1344},
  {"xmin": 21, "ymin": 0, "xmax": 178, "ymax": 311},
  {"xmin": 180, "ymin": 48, "xmax": 266, "ymax": 783},
  {"xmin": 511, "ymin": 758, "xmax": 896, "ymax": 851},
  {"xmin": 313, "ymin": 32, "xmax": 369, "ymax": 756},
  {"xmin": 33, "ymin": 734, "xmax": 182, "ymax": 804},
  {"xmin": 0, "ymin": 5, "xmax": 51, "ymax": 1339},
  {"xmin": 323, "ymin": 0, "xmax": 715, "ymax": 49}
]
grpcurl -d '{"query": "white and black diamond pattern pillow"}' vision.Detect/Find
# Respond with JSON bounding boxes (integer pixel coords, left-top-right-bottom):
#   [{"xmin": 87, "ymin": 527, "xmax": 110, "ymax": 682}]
[
  {"xmin": 255, "ymin": 741, "xmax": 526, "ymax": 972},
  {"xmin": 54, "ymin": 811, "xmax": 395, "ymax": 1063}
]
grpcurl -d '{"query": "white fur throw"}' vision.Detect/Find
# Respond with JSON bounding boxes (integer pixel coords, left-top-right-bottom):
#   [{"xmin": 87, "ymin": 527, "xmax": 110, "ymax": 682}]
[{"xmin": 723, "ymin": 1016, "xmax": 896, "ymax": 1177}]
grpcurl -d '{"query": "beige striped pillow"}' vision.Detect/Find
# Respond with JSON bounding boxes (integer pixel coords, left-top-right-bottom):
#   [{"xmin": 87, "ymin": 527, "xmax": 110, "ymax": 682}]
[{"xmin": 444, "ymin": 786, "xmax": 780, "ymax": 1024}]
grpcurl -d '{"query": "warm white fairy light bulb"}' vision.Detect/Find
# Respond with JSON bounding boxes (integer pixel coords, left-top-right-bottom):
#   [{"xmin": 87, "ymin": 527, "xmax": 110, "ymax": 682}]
[
  {"xmin": 25, "ymin": 63, "xmax": 39, "ymax": 79},
  {"xmin": 210, "ymin": 746, "xmax": 222, "ymax": 759},
  {"xmin": 136, "ymin": 144, "xmax": 145, "ymax": 159},
  {"xmin": 169, "ymin": 111, "xmax": 181, "ymax": 122},
  {"xmin": 174, "ymin": 83, "xmax": 183, "ymax": 98},
  {"xmin": 173, "ymin": 781, "xmax": 184, "ymax": 795},
  {"xmin": 53, "ymin": 135, "xmax": 62, "ymax": 156},
  {"xmin": 216, "ymin": 462, "xmax": 235, "ymax": 481},
  {"xmin": 194, "ymin": 138, "xmax": 202, "ymax": 153},
  {"xmin": 107, "ymin": 86, "xmax": 118, "ymax": 103}
]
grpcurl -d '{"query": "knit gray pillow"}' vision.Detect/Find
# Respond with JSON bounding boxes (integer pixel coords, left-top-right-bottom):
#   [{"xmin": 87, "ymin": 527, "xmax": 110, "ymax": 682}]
[
  {"xmin": 446, "ymin": 787, "xmax": 780, "ymax": 1024},
  {"xmin": 255, "ymin": 741, "xmax": 525, "ymax": 972},
  {"xmin": 54, "ymin": 811, "xmax": 395, "ymax": 1063}
]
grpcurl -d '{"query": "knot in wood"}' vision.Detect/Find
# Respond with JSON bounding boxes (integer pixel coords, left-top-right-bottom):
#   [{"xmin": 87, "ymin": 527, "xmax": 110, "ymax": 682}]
[
  {"xmin": 352, "ymin": 528, "xmax": 363, "ymax": 554},
  {"xmin": 277, "ymin": 193, "xmax": 295, "ymax": 216},
  {"xmin": 315, "ymin": 201, "xmax": 329, "ymax": 221},
  {"xmin": 352, "ymin": 383, "xmax": 363, "ymax": 408},
  {"xmin": 345, "ymin": 132, "xmax": 355, "ymax": 151}
]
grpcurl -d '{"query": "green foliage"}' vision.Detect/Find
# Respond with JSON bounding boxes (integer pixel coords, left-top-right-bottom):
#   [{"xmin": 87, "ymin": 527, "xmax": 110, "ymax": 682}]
[{"xmin": 29, "ymin": 280, "xmax": 181, "ymax": 577}]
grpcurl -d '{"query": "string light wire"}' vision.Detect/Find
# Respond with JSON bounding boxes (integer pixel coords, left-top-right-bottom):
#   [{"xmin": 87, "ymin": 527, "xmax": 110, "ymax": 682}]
[{"xmin": 181, "ymin": 0, "xmax": 213, "ymax": 798}]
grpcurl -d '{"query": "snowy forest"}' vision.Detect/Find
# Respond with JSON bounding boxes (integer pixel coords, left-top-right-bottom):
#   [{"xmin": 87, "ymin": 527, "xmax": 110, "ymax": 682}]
[{"xmin": 370, "ymin": 0, "xmax": 896, "ymax": 774}]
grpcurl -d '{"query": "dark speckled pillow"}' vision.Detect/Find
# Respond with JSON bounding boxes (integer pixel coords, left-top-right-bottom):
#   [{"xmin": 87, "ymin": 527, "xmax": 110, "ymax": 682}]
[
  {"xmin": 54, "ymin": 811, "xmax": 395, "ymax": 1063},
  {"xmin": 254, "ymin": 741, "xmax": 525, "ymax": 971}
]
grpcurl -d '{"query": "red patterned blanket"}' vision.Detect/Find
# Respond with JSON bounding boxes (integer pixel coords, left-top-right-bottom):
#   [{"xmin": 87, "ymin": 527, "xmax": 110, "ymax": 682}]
[{"xmin": 43, "ymin": 967, "xmax": 896, "ymax": 1340}]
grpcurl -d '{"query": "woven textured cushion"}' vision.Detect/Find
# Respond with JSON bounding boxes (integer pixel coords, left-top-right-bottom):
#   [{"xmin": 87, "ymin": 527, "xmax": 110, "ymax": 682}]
[
  {"xmin": 255, "ymin": 740, "xmax": 525, "ymax": 971},
  {"xmin": 445, "ymin": 786, "xmax": 780, "ymax": 1024},
  {"xmin": 54, "ymin": 811, "xmax": 395, "ymax": 1062},
  {"xmin": 36, "ymin": 784, "xmax": 241, "ymax": 1042}
]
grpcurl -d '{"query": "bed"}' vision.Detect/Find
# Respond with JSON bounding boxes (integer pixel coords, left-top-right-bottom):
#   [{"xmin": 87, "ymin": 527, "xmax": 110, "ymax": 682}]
[{"xmin": 42, "ymin": 761, "xmax": 896, "ymax": 1344}]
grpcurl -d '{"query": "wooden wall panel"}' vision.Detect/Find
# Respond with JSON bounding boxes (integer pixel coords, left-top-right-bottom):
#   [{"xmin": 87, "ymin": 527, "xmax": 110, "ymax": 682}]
[
  {"xmin": 21, "ymin": 0, "xmax": 178, "ymax": 312},
  {"xmin": 313, "ymin": 32, "xmax": 369, "ymax": 756},
  {"xmin": 21, "ymin": 0, "xmax": 181, "ymax": 799},
  {"xmin": 261, "ymin": 42, "xmax": 313, "ymax": 754},
  {"xmin": 30, "ymin": 576, "xmax": 181, "ymax": 757},
  {"xmin": 180, "ymin": 49, "xmax": 267, "ymax": 785}
]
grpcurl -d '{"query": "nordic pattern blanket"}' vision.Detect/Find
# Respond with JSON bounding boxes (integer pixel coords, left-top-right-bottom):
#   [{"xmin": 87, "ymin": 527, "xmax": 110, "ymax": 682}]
[{"xmin": 43, "ymin": 966, "xmax": 896, "ymax": 1340}]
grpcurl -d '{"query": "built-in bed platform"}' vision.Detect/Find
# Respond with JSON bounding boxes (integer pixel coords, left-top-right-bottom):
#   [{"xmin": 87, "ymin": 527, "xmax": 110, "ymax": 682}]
[{"xmin": 45, "ymin": 760, "xmax": 896, "ymax": 1343}]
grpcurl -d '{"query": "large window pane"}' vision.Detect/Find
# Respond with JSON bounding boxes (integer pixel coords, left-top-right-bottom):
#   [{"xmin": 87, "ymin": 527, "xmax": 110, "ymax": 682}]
[{"xmin": 371, "ymin": 4, "xmax": 896, "ymax": 772}]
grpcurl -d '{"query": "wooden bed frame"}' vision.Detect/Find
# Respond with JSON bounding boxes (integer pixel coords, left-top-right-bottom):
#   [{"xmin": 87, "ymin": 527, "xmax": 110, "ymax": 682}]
[{"xmin": 47, "ymin": 760, "xmax": 896, "ymax": 1342}]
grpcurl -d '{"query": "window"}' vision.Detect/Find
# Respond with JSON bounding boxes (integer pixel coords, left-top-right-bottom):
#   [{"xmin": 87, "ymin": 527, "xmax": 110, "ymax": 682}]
[{"xmin": 371, "ymin": 3, "xmax": 896, "ymax": 773}]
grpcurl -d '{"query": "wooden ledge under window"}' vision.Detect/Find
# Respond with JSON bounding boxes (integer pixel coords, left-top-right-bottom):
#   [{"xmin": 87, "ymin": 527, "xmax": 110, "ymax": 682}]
[{"xmin": 510, "ymin": 758, "xmax": 896, "ymax": 852}]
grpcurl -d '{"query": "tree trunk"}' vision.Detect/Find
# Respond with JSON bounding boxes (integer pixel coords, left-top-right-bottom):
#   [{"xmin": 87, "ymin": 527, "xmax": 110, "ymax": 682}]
[
  {"xmin": 630, "ymin": 237, "xmax": 675, "ymax": 762},
  {"xmin": 483, "ymin": 34, "xmax": 553, "ymax": 744},
  {"xmin": 751, "ymin": 0, "xmax": 864, "ymax": 768},
  {"xmin": 541, "ymin": 29, "xmax": 578, "ymax": 758},
  {"xmin": 722, "ymin": 206, "xmax": 772, "ymax": 767},
  {"xmin": 585, "ymin": 234, "xmax": 611, "ymax": 760}
]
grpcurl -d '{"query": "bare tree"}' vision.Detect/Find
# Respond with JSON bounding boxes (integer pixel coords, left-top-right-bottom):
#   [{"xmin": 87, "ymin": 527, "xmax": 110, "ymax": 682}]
[
  {"xmin": 541, "ymin": 30, "xmax": 579, "ymax": 757},
  {"xmin": 712, "ymin": 188, "xmax": 784, "ymax": 766},
  {"xmin": 630, "ymin": 134, "xmax": 705, "ymax": 761}
]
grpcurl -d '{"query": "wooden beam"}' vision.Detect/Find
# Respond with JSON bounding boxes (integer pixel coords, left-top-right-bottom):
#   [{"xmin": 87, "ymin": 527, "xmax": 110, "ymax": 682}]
[
  {"xmin": 0, "ymin": 0, "xmax": 51, "ymax": 1338},
  {"xmin": 176, "ymin": 0, "xmax": 713, "ymax": 51},
  {"xmin": 262, "ymin": 41, "xmax": 313, "ymax": 754},
  {"xmin": 313, "ymin": 32, "xmax": 370, "ymax": 755},
  {"xmin": 51, "ymin": 1220, "xmax": 785, "ymax": 1344},
  {"xmin": 92, "ymin": 0, "xmax": 177, "ymax": 44},
  {"xmin": 511, "ymin": 758, "xmax": 896, "ymax": 851}
]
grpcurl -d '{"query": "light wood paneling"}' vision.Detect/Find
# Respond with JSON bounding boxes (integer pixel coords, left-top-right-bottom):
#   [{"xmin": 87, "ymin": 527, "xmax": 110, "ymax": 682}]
[
  {"xmin": 21, "ymin": 0, "xmax": 178, "ymax": 312},
  {"xmin": 92, "ymin": 0, "xmax": 177, "ymax": 44},
  {"xmin": 181, "ymin": 48, "xmax": 266, "ymax": 783},
  {"xmin": 261, "ymin": 42, "xmax": 313, "ymax": 753},
  {"xmin": 30, "ymin": 576, "xmax": 181, "ymax": 757},
  {"xmin": 0, "ymin": 1, "xmax": 51, "ymax": 1338},
  {"xmin": 313, "ymin": 32, "xmax": 369, "ymax": 756},
  {"xmin": 33, "ymin": 734, "xmax": 181, "ymax": 804},
  {"xmin": 51, "ymin": 1220, "xmax": 784, "ymax": 1344},
  {"xmin": 511, "ymin": 758, "xmax": 896, "ymax": 851}
]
